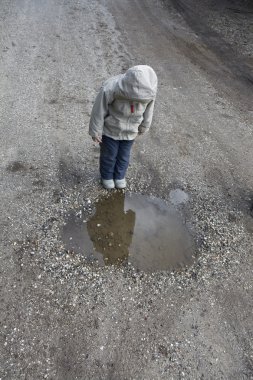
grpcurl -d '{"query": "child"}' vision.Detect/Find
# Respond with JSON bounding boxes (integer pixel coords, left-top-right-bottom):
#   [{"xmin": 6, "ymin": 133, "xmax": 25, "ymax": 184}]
[{"xmin": 89, "ymin": 65, "xmax": 158, "ymax": 189}]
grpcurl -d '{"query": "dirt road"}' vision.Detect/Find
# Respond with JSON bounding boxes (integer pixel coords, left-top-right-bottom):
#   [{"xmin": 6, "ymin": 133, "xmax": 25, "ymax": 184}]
[{"xmin": 1, "ymin": 0, "xmax": 253, "ymax": 379}]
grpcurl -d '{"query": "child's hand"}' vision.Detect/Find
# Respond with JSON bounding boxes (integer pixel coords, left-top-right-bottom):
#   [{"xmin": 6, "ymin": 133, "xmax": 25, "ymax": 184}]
[{"xmin": 92, "ymin": 136, "xmax": 102, "ymax": 143}]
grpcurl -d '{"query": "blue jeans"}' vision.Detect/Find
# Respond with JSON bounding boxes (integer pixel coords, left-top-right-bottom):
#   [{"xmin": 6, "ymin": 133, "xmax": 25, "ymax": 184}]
[{"xmin": 100, "ymin": 135, "xmax": 134, "ymax": 180}]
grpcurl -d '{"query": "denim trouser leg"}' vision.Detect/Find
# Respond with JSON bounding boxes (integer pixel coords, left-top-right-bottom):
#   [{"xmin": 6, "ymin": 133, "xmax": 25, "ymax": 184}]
[
  {"xmin": 114, "ymin": 140, "xmax": 134, "ymax": 180},
  {"xmin": 100, "ymin": 136, "xmax": 119, "ymax": 180},
  {"xmin": 100, "ymin": 136, "xmax": 134, "ymax": 180}
]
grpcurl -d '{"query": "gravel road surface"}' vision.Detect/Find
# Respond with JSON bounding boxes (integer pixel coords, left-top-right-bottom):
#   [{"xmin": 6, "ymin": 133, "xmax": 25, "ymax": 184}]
[{"xmin": 1, "ymin": 0, "xmax": 253, "ymax": 379}]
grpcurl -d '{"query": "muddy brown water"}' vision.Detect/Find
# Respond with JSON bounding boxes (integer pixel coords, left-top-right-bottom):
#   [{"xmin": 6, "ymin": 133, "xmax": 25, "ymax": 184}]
[{"xmin": 61, "ymin": 192, "xmax": 197, "ymax": 272}]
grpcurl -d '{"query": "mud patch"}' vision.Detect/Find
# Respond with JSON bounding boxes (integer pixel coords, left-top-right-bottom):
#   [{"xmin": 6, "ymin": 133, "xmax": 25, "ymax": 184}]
[
  {"xmin": 61, "ymin": 192, "xmax": 197, "ymax": 272},
  {"xmin": 32, "ymin": 179, "xmax": 45, "ymax": 187},
  {"xmin": 58, "ymin": 159, "xmax": 84, "ymax": 185},
  {"xmin": 6, "ymin": 161, "xmax": 27, "ymax": 173}
]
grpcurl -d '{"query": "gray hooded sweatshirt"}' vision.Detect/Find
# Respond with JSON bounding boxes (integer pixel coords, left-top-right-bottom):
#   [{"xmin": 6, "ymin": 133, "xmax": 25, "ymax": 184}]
[{"xmin": 89, "ymin": 65, "xmax": 158, "ymax": 140}]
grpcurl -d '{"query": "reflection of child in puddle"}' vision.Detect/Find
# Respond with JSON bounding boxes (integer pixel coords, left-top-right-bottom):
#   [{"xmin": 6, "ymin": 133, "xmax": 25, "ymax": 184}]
[{"xmin": 86, "ymin": 192, "xmax": 135, "ymax": 265}]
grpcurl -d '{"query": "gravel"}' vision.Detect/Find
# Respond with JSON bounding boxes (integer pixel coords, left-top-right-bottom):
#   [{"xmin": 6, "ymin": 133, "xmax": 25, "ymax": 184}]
[{"xmin": 1, "ymin": 0, "xmax": 253, "ymax": 379}]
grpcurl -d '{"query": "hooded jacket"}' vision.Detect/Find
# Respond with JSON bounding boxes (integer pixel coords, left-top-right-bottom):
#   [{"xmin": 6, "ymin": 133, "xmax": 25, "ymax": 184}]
[{"xmin": 89, "ymin": 65, "xmax": 158, "ymax": 140}]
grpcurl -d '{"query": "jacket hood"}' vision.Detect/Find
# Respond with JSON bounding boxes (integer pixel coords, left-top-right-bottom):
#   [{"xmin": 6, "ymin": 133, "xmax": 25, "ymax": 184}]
[{"xmin": 115, "ymin": 65, "xmax": 158, "ymax": 100}]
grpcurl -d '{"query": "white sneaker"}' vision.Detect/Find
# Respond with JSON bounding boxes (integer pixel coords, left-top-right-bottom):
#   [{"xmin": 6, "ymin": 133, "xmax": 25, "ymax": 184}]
[
  {"xmin": 115, "ymin": 178, "xmax": 126, "ymax": 189},
  {"xmin": 101, "ymin": 179, "xmax": 115, "ymax": 189}
]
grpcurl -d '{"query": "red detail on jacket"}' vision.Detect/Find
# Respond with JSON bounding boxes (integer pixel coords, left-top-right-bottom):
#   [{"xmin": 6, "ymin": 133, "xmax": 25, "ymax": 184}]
[{"xmin": 131, "ymin": 104, "xmax": 134, "ymax": 113}]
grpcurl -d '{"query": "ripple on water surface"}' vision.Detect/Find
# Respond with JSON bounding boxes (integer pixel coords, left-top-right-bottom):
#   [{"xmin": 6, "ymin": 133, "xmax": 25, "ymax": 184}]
[{"xmin": 62, "ymin": 192, "xmax": 197, "ymax": 272}]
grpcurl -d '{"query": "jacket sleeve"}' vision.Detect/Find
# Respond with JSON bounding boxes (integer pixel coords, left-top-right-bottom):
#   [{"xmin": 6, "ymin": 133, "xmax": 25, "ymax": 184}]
[
  {"xmin": 138, "ymin": 99, "xmax": 155, "ymax": 134},
  {"xmin": 89, "ymin": 86, "xmax": 113, "ymax": 138}
]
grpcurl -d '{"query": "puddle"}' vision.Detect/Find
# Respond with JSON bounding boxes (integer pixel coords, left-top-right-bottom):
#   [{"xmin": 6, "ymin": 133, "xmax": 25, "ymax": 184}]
[
  {"xmin": 62, "ymin": 192, "xmax": 197, "ymax": 272},
  {"xmin": 169, "ymin": 189, "xmax": 189, "ymax": 205}
]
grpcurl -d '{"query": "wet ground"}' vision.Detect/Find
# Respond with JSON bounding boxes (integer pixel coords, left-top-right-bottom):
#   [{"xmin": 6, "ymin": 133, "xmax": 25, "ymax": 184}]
[
  {"xmin": 62, "ymin": 191, "xmax": 196, "ymax": 271},
  {"xmin": 0, "ymin": 0, "xmax": 253, "ymax": 379}
]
